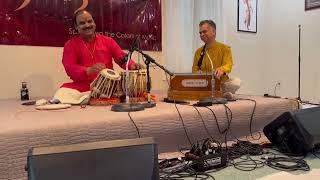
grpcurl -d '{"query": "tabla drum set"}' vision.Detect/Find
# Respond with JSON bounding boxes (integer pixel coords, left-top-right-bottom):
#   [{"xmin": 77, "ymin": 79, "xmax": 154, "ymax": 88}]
[{"xmin": 89, "ymin": 68, "xmax": 148, "ymax": 105}]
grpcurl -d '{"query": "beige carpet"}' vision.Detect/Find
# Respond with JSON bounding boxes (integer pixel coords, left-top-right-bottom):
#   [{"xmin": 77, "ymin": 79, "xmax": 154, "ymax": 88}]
[{"xmin": 258, "ymin": 168, "xmax": 320, "ymax": 180}]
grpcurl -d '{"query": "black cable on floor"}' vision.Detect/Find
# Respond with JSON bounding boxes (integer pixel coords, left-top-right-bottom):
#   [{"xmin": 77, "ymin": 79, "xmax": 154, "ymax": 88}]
[
  {"xmin": 227, "ymin": 140, "xmax": 264, "ymax": 160},
  {"xmin": 128, "ymin": 112, "xmax": 141, "ymax": 138},
  {"xmin": 192, "ymin": 105, "xmax": 213, "ymax": 139},
  {"xmin": 174, "ymin": 103, "xmax": 193, "ymax": 146},
  {"xmin": 160, "ymin": 167, "xmax": 216, "ymax": 180},
  {"xmin": 204, "ymin": 104, "xmax": 235, "ymax": 149},
  {"xmin": 237, "ymin": 98, "xmax": 261, "ymax": 140},
  {"xmin": 230, "ymin": 156, "xmax": 264, "ymax": 171},
  {"xmin": 223, "ymin": 104, "xmax": 233, "ymax": 126},
  {"xmin": 222, "ymin": 104, "xmax": 232, "ymax": 149},
  {"xmin": 203, "ymin": 106, "xmax": 227, "ymax": 134},
  {"xmin": 264, "ymin": 156, "xmax": 310, "ymax": 171},
  {"xmin": 310, "ymin": 145, "xmax": 320, "ymax": 159}
]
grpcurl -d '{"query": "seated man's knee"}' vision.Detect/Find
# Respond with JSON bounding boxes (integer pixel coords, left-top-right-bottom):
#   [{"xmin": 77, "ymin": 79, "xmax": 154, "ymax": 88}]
[{"xmin": 221, "ymin": 78, "xmax": 241, "ymax": 94}]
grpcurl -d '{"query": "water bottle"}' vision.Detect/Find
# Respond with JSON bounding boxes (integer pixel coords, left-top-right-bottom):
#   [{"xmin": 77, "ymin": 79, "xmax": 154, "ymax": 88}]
[{"xmin": 20, "ymin": 81, "xmax": 29, "ymax": 101}]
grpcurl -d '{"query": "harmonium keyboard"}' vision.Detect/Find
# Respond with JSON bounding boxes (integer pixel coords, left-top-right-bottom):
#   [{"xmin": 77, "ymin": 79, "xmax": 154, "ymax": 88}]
[{"xmin": 167, "ymin": 73, "xmax": 223, "ymax": 101}]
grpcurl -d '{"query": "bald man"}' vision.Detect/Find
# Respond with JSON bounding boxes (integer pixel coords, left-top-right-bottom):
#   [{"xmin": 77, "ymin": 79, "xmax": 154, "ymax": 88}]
[{"xmin": 54, "ymin": 10, "xmax": 143, "ymax": 104}]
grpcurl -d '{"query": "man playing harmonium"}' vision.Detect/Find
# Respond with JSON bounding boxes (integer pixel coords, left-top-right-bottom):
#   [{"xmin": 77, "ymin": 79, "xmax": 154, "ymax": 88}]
[
  {"xmin": 192, "ymin": 20, "xmax": 241, "ymax": 98},
  {"xmin": 52, "ymin": 10, "xmax": 143, "ymax": 104}
]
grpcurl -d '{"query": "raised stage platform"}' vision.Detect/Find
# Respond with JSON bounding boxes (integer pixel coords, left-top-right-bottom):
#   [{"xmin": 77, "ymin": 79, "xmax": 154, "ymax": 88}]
[{"xmin": 0, "ymin": 93, "xmax": 299, "ymax": 180}]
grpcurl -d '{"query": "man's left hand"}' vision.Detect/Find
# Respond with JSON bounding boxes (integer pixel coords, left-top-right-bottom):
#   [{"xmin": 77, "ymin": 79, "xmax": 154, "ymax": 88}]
[
  {"xmin": 214, "ymin": 68, "xmax": 225, "ymax": 79},
  {"xmin": 130, "ymin": 62, "xmax": 145, "ymax": 70}
]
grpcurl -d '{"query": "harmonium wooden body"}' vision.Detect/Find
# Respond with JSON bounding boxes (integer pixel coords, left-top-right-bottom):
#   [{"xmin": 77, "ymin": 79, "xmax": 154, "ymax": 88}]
[{"xmin": 167, "ymin": 73, "xmax": 223, "ymax": 101}]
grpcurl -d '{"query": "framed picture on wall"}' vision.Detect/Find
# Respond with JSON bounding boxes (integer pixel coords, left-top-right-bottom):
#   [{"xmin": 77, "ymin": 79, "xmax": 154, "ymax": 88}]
[
  {"xmin": 305, "ymin": 0, "xmax": 320, "ymax": 10},
  {"xmin": 238, "ymin": 0, "xmax": 257, "ymax": 33}
]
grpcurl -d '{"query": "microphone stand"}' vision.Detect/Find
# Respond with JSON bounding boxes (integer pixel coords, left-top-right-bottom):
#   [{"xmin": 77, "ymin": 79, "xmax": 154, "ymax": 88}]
[
  {"xmin": 134, "ymin": 48, "xmax": 174, "ymax": 76},
  {"xmin": 297, "ymin": 24, "xmax": 302, "ymax": 102},
  {"xmin": 294, "ymin": 25, "xmax": 318, "ymax": 105},
  {"xmin": 111, "ymin": 50, "xmax": 145, "ymax": 112},
  {"xmin": 296, "ymin": 25, "xmax": 312, "ymax": 104},
  {"xmin": 142, "ymin": 58, "xmax": 156, "ymax": 108},
  {"xmin": 134, "ymin": 48, "xmax": 174, "ymax": 107},
  {"xmin": 205, "ymin": 50, "xmax": 216, "ymax": 100},
  {"xmin": 195, "ymin": 50, "xmax": 227, "ymax": 105}
]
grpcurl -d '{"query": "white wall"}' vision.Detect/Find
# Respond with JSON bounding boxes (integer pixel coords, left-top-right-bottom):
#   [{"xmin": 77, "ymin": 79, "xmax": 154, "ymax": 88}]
[
  {"xmin": 223, "ymin": 0, "xmax": 320, "ymax": 103},
  {"xmin": 1, "ymin": 0, "xmax": 319, "ymax": 102},
  {"xmin": 263, "ymin": 0, "xmax": 320, "ymax": 103},
  {"xmin": 222, "ymin": 0, "xmax": 267, "ymax": 95},
  {"xmin": 0, "ymin": 44, "xmax": 165, "ymax": 99},
  {"xmin": 0, "ymin": 46, "xmax": 68, "ymax": 99}
]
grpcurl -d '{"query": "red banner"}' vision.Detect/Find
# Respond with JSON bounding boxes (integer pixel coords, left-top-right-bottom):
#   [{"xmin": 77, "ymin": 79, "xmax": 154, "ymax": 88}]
[{"xmin": 0, "ymin": 0, "xmax": 161, "ymax": 51}]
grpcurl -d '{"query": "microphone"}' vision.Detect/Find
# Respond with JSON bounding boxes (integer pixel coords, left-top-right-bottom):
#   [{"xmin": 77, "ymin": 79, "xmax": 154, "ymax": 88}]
[
  {"xmin": 197, "ymin": 44, "xmax": 207, "ymax": 68},
  {"xmin": 119, "ymin": 48, "xmax": 134, "ymax": 65},
  {"xmin": 111, "ymin": 36, "xmax": 145, "ymax": 112},
  {"xmin": 119, "ymin": 37, "xmax": 139, "ymax": 65}
]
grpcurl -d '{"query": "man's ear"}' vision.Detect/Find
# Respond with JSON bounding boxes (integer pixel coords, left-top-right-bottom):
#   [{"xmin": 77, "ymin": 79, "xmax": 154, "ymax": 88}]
[
  {"xmin": 74, "ymin": 25, "xmax": 78, "ymax": 31},
  {"xmin": 72, "ymin": 14, "xmax": 78, "ymax": 31},
  {"xmin": 73, "ymin": 22, "xmax": 79, "ymax": 33},
  {"xmin": 73, "ymin": 20, "xmax": 78, "ymax": 29}
]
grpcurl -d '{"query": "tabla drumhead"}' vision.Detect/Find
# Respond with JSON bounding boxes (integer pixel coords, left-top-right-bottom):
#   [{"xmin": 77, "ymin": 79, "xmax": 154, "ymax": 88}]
[{"xmin": 100, "ymin": 69, "xmax": 121, "ymax": 80}]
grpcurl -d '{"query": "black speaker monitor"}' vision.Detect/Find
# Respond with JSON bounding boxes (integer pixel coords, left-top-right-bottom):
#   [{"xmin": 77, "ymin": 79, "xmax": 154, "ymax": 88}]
[
  {"xmin": 27, "ymin": 137, "xmax": 159, "ymax": 180},
  {"xmin": 263, "ymin": 107, "xmax": 320, "ymax": 155}
]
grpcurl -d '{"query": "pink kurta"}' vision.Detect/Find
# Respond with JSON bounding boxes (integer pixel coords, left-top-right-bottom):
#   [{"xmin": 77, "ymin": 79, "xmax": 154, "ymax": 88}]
[{"xmin": 61, "ymin": 34, "xmax": 134, "ymax": 92}]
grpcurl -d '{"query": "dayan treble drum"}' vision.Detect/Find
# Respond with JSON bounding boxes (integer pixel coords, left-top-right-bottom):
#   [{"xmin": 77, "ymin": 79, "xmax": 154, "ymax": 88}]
[
  {"xmin": 90, "ymin": 69, "xmax": 121, "ymax": 98},
  {"xmin": 120, "ymin": 70, "xmax": 148, "ymax": 98}
]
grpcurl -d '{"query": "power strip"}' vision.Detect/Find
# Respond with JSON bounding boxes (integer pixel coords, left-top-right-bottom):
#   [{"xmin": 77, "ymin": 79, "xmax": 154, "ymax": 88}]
[{"xmin": 190, "ymin": 153, "xmax": 227, "ymax": 172}]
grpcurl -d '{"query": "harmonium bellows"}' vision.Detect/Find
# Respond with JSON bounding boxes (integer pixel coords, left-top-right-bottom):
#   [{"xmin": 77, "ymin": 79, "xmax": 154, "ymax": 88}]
[{"xmin": 167, "ymin": 73, "xmax": 223, "ymax": 101}]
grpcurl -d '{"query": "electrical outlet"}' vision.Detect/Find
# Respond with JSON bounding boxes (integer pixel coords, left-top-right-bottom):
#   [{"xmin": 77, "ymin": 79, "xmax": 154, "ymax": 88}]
[{"xmin": 274, "ymin": 81, "xmax": 281, "ymax": 96}]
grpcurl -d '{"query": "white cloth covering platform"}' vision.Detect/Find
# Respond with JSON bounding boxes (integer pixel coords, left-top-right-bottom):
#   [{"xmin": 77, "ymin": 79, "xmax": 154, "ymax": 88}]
[{"xmin": 0, "ymin": 94, "xmax": 299, "ymax": 180}]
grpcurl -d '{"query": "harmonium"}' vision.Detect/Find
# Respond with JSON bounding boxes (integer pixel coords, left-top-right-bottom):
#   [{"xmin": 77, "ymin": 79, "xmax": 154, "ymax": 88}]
[{"xmin": 167, "ymin": 73, "xmax": 223, "ymax": 101}]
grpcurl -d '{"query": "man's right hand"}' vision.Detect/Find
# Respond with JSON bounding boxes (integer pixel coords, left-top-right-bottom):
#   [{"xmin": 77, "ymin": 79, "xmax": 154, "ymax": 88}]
[
  {"xmin": 86, "ymin": 63, "xmax": 105, "ymax": 76},
  {"xmin": 214, "ymin": 67, "xmax": 224, "ymax": 79}
]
